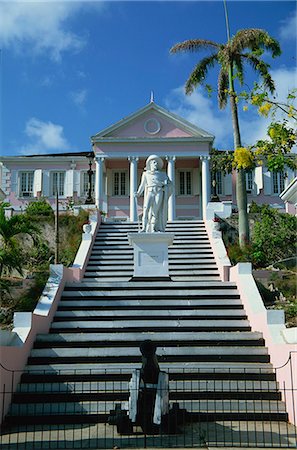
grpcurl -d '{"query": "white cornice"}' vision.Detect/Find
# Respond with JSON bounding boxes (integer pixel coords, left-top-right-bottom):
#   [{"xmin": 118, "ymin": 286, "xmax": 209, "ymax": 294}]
[
  {"xmin": 92, "ymin": 136, "xmax": 213, "ymax": 144},
  {"xmin": 0, "ymin": 156, "xmax": 89, "ymax": 163},
  {"xmin": 93, "ymin": 151, "xmax": 209, "ymax": 159}
]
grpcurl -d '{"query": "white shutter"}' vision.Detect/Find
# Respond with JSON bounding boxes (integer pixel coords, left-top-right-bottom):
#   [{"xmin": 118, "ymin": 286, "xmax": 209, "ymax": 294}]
[
  {"xmin": 254, "ymin": 166, "xmax": 263, "ymax": 195},
  {"xmin": 65, "ymin": 170, "xmax": 74, "ymax": 197},
  {"xmin": 11, "ymin": 170, "xmax": 18, "ymax": 196},
  {"xmin": 33, "ymin": 169, "xmax": 42, "ymax": 197},
  {"xmin": 73, "ymin": 170, "xmax": 81, "ymax": 196},
  {"xmin": 1, "ymin": 166, "xmax": 10, "ymax": 195},
  {"xmin": 106, "ymin": 169, "xmax": 113, "ymax": 196},
  {"xmin": 193, "ymin": 169, "xmax": 200, "ymax": 195},
  {"xmin": 224, "ymin": 173, "xmax": 232, "ymax": 195},
  {"xmin": 263, "ymin": 169, "xmax": 272, "ymax": 195},
  {"xmin": 42, "ymin": 170, "xmax": 50, "ymax": 197}
]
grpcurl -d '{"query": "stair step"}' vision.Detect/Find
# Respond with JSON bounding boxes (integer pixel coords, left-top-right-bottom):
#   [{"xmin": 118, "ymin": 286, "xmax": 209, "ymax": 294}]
[
  {"xmin": 57, "ymin": 299, "xmax": 243, "ymax": 309},
  {"xmin": 20, "ymin": 370, "xmax": 277, "ymax": 384},
  {"xmin": 83, "ymin": 270, "xmax": 220, "ymax": 277},
  {"xmin": 61, "ymin": 289, "xmax": 238, "ymax": 299},
  {"xmin": 12, "ymin": 391, "xmax": 281, "ymax": 404},
  {"xmin": 17, "ymin": 379, "xmax": 278, "ymax": 393},
  {"xmin": 8, "ymin": 399, "xmax": 286, "ymax": 417},
  {"xmin": 50, "ymin": 318, "xmax": 251, "ymax": 331},
  {"xmin": 53, "ymin": 309, "xmax": 247, "ymax": 319},
  {"xmin": 30, "ymin": 346, "xmax": 268, "ymax": 359},
  {"xmin": 22, "ymin": 361, "xmax": 275, "ymax": 374},
  {"xmin": 64, "ymin": 280, "xmax": 235, "ymax": 290},
  {"xmin": 36, "ymin": 331, "xmax": 263, "ymax": 344},
  {"xmin": 87, "ymin": 259, "xmax": 216, "ymax": 265}
]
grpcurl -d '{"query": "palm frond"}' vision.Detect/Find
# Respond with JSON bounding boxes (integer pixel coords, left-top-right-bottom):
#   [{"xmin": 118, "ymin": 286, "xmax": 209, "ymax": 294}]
[
  {"xmin": 242, "ymin": 54, "xmax": 275, "ymax": 93},
  {"xmin": 233, "ymin": 55, "xmax": 244, "ymax": 85},
  {"xmin": 218, "ymin": 69, "xmax": 229, "ymax": 109},
  {"xmin": 232, "ymin": 29, "xmax": 281, "ymax": 58},
  {"xmin": 184, "ymin": 54, "xmax": 218, "ymax": 95},
  {"xmin": 170, "ymin": 39, "xmax": 221, "ymax": 54}
]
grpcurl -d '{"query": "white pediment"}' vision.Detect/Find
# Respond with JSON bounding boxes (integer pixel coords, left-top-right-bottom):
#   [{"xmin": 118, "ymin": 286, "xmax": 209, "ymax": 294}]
[{"xmin": 91, "ymin": 102, "xmax": 214, "ymax": 142}]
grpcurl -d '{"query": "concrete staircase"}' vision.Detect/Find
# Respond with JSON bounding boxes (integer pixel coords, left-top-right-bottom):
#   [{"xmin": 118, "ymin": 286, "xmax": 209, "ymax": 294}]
[{"xmin": 4, "ymin": 221, "xmax": 291, "ymax": 444}]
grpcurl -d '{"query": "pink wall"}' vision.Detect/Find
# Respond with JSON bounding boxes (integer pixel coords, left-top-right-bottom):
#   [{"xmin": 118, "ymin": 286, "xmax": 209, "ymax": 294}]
[
  {"xmin": 286, "ymin": 202, "xmax": 297, "ymax": 215},
  {"xmin": 230, "ymin": 264, "xmax": 297, "ymax": 425}
]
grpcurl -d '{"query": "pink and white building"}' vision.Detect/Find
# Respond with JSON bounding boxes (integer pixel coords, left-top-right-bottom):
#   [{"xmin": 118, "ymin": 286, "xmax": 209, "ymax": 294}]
[{"xmin": 1, "ymin": 101, "xmax": 296, "ymax": 218}]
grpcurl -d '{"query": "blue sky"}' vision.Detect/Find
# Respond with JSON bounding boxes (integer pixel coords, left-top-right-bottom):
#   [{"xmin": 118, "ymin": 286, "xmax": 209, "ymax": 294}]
[{"xmin": 0, "ymin": 1, "xmax": 296, "ymax": 156}]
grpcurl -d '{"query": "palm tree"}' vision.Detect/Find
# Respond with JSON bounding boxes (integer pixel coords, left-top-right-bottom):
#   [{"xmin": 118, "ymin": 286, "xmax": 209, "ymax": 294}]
[{"xmin": 170, "ymin": 28, "xmax": 281, "ymax": 246}]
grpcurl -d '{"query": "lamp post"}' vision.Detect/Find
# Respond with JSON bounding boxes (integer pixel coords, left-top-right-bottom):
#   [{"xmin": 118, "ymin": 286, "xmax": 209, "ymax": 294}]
[
  {"xmin": 85, "ymin": 153, "xmax": 94, "ymax": 204},
  {"xmin": 55, "ymin": 191, "xmax": 59, "ymax": 264}
]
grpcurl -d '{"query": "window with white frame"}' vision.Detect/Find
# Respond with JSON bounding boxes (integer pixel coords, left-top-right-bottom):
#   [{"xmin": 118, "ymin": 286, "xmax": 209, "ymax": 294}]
[
  {"xmin": 246, "ymin": 171, "xmax": 253, "ymax": 192},
  {"xmin": 113, "ymin": 171, "xmax": 127, "ymax": 196},
  {"xmin": 216, "ymin": 171, "xmax": 223, "ymax": 195},
  {"xmin": 51, "ymin": 172, "xmax": 65, "ymax": 196},
  {"xmin": 272, "ymin": 171, "xmax": 285, "ymax": 194},
  {"xmin": 179, "ymin": 170, "xmax": 192, "ymax": 195},
  {"xmin": 82, "ymin": 172, "xmax": 95, "ymax": 196},
  {"xmin": 19, "ymin": 171, "xmax": 34, "ymax": 197}
]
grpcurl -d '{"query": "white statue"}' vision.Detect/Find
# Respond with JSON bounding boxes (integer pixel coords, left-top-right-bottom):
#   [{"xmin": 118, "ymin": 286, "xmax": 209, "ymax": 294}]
[{"xmin": 135, "ymin": 155, "xmax": 172, "ymax": 232}]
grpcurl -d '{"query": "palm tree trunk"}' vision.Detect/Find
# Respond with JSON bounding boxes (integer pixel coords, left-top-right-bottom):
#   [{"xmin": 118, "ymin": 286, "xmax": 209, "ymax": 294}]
[{"xmin": 229, "ymin": 80, "xmax": 250, "ymax": 247}]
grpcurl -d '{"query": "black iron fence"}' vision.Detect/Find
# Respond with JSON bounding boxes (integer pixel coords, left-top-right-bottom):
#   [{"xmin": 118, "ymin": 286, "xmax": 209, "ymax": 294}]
[{"xmin": 0, "ymin": 356, "xmax": 296, "ymax": 449}]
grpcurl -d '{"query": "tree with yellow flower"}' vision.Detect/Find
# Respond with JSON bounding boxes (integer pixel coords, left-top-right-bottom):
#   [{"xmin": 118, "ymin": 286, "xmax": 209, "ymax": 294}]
[{"xmin": 170, "ymin": 1, "xmax": 281, "ymax": 246}]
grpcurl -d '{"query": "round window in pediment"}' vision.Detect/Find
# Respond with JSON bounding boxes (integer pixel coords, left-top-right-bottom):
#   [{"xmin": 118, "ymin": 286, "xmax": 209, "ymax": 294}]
[{"xmin": 144, "ymin": 118, "xmax": 161, "ymax": 135}]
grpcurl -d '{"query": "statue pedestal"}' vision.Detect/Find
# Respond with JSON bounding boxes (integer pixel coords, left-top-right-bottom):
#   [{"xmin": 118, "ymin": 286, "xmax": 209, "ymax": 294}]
[{"xmin": 128, "ymin": 233, "xmax": 174, "ymax": 280}]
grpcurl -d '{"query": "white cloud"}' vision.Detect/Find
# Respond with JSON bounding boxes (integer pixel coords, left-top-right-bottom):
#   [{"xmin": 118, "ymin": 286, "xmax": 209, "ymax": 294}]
[
  {"xmin": 70, "ymin": 88, "xmax": 88, "ymax": 107},
  {"xmin": 166, "ymin": 66, "xmax": 297, "ymax": 150},
  {"xmin": 0, "ymin": 2, "xmax": 104, "ymax": 61},
  {"xmin": 21, "ymin": 117, "xmax": 70, "ymax": 154},
  {"xmin": 165, "ymin": 86, "xmax": 233, "ymax": 149},
  {"xmin": 279, "ymin": 9, "xmax": 297, "ymax": 41}
]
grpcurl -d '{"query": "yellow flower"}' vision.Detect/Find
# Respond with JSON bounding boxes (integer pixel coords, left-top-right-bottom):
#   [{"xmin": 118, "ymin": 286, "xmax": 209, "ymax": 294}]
[
  {"xmin": 268, "ymin": 127, "xmax": 276, "ymax": 139},
  {"xmin": 258, "ymin": 103, "xmax": 272, "ymax": 117},
  {"xmin": 251, "ymin": 95, "xmax": 259, "ymax": 105},
  {"xmin": 233, "ymin": 147, "xmax": 254, "ymax": 170},
  {"xmin": 243, "ymin": 105, "xmax": 248, "ymax": 111}
]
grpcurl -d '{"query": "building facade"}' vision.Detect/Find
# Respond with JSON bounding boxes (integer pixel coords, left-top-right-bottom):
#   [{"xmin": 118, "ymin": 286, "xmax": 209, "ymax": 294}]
[{"xmin": 1, "ymin": 101, "xmax": 296, "ymax": 219}]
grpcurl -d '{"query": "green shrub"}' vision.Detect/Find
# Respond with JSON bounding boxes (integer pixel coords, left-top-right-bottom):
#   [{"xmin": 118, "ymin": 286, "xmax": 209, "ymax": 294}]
[
  {"xmin": 251, "ymin": 206, "xmax": 297, "ymax": 268},
  {"xmin": 25, "ymin": 198, "xmax": 54, "ymax": 218},
  {"xmin": 226, "ymin": 242, "xmax": 252, "ymax": 265},
  {"xmin": 15, "ymin": 271, "xmax": 49, "ymax": 313},
  {"xmin": 59, "ymin": 210, "xmax": 89, "ymax": 266}
]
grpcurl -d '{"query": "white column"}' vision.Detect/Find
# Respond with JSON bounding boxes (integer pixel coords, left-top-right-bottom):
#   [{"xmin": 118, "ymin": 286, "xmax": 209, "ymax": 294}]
[
  {"xmin": 166, "ymin": 155, "xmax": 176, "ymax": 221},
  {"xmin": 201, "ymin": 156, "xmax": 211, "ymax": 220},
  {"xmin": 128, "ymin": 156, "xmax": 139, "ymax": 222},
  {"xmin": 95, "ymin": 156, "xmax": 105, "ymax": 209}
]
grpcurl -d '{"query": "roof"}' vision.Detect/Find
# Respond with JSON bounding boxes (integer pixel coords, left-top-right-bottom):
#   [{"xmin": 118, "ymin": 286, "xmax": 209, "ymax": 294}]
[{"xmin": 91, "ymin": 101, "xmax": 214, "ymax": 142}]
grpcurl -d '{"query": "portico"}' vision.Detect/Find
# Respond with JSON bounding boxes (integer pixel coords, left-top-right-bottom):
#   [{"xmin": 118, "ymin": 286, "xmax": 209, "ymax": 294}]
[{"xmin": 91, "ymin": 101, "xmax": 213, "ymax": 221}]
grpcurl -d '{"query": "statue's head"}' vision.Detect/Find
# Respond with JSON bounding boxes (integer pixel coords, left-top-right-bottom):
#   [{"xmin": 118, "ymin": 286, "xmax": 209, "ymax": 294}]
[{"xmin": 145, "ymin": 155, "xmax": 163, "ymax": 171}]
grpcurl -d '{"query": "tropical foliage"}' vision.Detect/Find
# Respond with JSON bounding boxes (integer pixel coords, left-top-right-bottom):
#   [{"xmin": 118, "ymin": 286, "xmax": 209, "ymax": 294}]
[
  {"xmin": 249, "ymin": 203, "xmax": 297, "ymax": 268},
  {"xmin": 0, "ymin": 205, "xmax": 40, "ymax": 277},
  {"xmin": 25, "ymin": 198, "xmax": 54, "ymax": 218}
]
